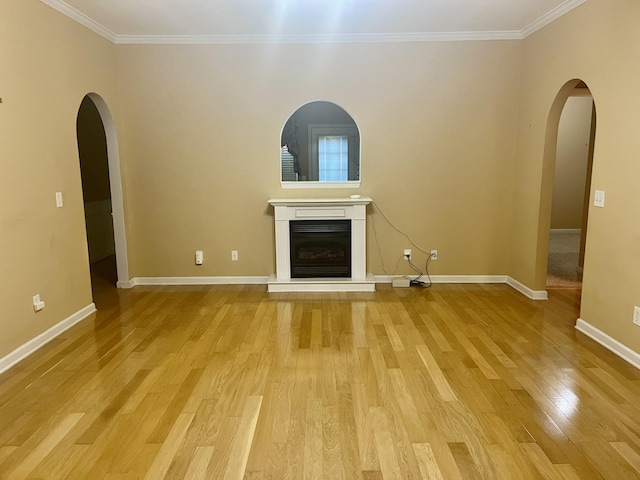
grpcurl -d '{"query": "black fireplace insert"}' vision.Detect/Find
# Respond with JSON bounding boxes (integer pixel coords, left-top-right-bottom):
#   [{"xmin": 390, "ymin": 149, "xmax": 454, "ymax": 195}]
[{"xmin": 289, "ymin": 220, "xmax": 351, "ymax": 278}]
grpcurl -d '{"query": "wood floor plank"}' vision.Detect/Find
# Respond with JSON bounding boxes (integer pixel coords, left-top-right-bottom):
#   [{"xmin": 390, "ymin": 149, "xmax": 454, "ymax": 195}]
[
  {"xmin": 223, "ymin": 395, "xmax": 263, "ymax": 480},
  {"xmin": 144, "ymin": 412, "xmax": 194, "ymax": 479},
  {"xmin": 412, "ymin": 443, "xmax": 446, "ymax": 479},
  {"xmin": 6, "ymin": 412, "xmax": 84, "ymax": 479},
  {"xmin": 610, "ymin": 441, "xmax": 640, "ymax": 473},
  {"xmin": 182, "ymin": 445, "xmax": 215, "ymax": 479},
  {"xmin": 2, "ymin": 283, "xmax": 640, "ymax": 478}
]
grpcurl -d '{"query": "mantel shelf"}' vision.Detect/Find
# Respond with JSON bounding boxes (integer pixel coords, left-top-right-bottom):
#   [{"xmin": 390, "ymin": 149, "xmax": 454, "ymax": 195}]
[{"xmin": 268, "ymin": 197, "xmax": 373, "ymax": 207}]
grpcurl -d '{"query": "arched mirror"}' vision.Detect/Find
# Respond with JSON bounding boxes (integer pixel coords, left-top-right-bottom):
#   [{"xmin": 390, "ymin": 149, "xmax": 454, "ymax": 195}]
[{"xmin": 281, "ymin": 101, "xmax": 360, "ymax": 187}]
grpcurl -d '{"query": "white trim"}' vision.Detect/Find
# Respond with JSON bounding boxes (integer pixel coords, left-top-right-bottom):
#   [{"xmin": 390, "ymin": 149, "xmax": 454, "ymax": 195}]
[
  {"xmin": 375, "ymin": 275, "xmax": 508, "ymax": 284},
  {"xmin": 521, "ymin": 0, "xmax": 587, "ymax": 38},
  {"xmin": 116, "ymin": 274, "xmax": 547, "ymax": 300},
  {"xmin": 506, "ymin": 277, "xmax": 549, "ymax": 300},
  {"xmin": 267, "ymin": 274, "xmax": 376, "ymax": 293},
  {"xmin": 576, "ymin": 319, "xmax": 640, "ymax": 370},
  {"xmin": 41, "ymin": 0, "xmax": 585, "ymax": 45},
  {"xmin": 115, "ymin": 31, "xmax": 523, "ymax": 45},
  {"xmin": 433, "ymin": 275, "xmax": 507, "ymax": 284},
  {"xmin": 281, "ymin": 181, "xmax": 361, "ymax": 189},
  {"xmin": 40, "ymin": 0, "xmax": 117, "ymax": 42},
  {"xmin": 86, "ymin": 94, "xmax": 130, "ymax": 287},
  {"xmin": 0, "ymin": 303, "xmax": 96, "ymax": 375},
  {"xmin": 130, "ymin": 276, "xmax": 269, "ymax": 286},
  {"xmin": 116, "ymin": 279, "xmax": 135, "ymax": 289},
  {"xmin": 378, "ymin": 275, "xmax": 548, "ymax": 300}
]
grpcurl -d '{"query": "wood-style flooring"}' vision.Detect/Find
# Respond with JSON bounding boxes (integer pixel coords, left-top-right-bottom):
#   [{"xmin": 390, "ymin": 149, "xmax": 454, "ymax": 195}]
[{"xmin": 1, "ymin": 279, "xmax": 640, "ymax": 479}]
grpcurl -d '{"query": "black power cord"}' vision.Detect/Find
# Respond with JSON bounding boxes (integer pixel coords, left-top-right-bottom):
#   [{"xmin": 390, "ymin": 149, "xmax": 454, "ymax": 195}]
[
  {"xmin": 371, "ymin": 201, "xmax": 435, "ymax": 289},
  {"xmin": 407, "ymin": 253, "xmax": 434, "ymax": 288}
]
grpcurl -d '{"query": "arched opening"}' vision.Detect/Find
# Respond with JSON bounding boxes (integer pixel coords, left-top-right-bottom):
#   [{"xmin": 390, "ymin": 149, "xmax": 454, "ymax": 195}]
[
  {"xmin": 76, "ymin": 93, "xmax": 129, "ymax": 296},
  {"xmin": 537, "ymin": 80, "xmax": 596, "ymax": 294}
]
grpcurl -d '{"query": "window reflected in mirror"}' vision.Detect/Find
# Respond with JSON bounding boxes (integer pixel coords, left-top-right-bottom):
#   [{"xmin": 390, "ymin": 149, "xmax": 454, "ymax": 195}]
[{"xmin": 281, "ymin": 101, "xmax": 360, "ymax": 184}]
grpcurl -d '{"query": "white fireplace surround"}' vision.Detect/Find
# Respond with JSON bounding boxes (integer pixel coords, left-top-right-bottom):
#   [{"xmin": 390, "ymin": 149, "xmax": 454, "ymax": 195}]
[{"xmin": 267, "ymin": 197, "xmax": 375, "ymax": 292}]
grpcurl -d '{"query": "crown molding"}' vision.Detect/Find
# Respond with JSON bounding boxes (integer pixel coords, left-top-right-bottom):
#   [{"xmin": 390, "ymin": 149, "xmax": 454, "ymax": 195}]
[
  {"xmin": 40, "ymin": 0, "xmax": 117, "ymax": 42},
  {"xmin": 521, "ymin": 0, "xmax": 586, "ymax": 38},
  {"xmin": 42, "ymin": 0, "xmax": 586, "ymax": 45},
  {"xmin": 115, "ymin": 30, "xmax": 523, "ymax": 45}
]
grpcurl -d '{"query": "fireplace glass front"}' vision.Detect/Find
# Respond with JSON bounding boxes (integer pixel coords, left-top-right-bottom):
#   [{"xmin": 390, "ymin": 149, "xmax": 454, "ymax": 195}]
[{"xmin": 289, "ymin": 220, "xmax": 351, "ymax": 278}]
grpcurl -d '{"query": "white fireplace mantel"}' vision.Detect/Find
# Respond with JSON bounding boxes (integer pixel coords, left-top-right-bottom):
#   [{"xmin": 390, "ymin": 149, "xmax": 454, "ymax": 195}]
[{"xmin": 267, "ymin": 197, "xmax": 375, "ymax": 292}]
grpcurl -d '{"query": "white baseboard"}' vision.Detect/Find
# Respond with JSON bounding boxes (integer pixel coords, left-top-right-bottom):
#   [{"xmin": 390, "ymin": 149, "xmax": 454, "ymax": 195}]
[
  {"xmin": 125, "ymin": 275, "xmax": 548, "ymax": 300},
  {"xmin": 130, "ymin": 276, "xmax": 270, "ymax": 286},
  {"xmin": 576, "ymin": 318, "xmax": 640, "ymax": 370},
  {"xmin": 375, "ymin": 274, "xmax": 507, "ymax": 284},
  {"xmin": 506, "ymin": 277, "xmax": 549, "ymax": 300},
  {"xmin": 0, "ymin": 303, "xmax": 96, "ymax": 375},
  {"xmin": 116, "ymin": 279, "xmax": 135, "ymax": 289},
  {"xmin": 376, "ymin": 275, "xmax": 548, "ymax": 300}
]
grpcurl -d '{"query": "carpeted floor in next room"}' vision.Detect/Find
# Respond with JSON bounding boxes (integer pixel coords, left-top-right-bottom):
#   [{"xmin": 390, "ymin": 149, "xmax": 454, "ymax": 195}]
[{"xmin": 547, "ymin": 230, "xmax": 583, "ymax": 288}]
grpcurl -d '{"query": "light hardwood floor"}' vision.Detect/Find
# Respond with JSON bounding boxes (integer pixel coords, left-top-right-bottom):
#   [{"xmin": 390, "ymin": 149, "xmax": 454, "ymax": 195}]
[{"xmin": 1, "ymin": 282, "xmax": 640, "ymax": 479}]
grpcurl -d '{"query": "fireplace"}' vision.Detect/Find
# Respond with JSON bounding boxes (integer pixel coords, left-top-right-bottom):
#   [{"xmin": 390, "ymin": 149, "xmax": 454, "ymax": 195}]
[
  {"xmin": 289, "ymin": 220, "xmax": 351, "ymax": 278},
  {"xmin": 267, "ymin": 197, "xmax": 374, "ymax": 292}
]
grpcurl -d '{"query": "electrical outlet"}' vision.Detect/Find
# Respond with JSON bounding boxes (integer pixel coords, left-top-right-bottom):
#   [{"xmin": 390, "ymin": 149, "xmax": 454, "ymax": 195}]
[
  {"xmin": 633, "ymin": 306, "xmax": 640, "ymax": 326},
  {"xmin": 231, "ymin": 250, "xmax": 238, "ymax": 261},
  {"xmin": 33, "ymin": 294, "xmax": 45, "ymax": 311},
  {"xmin": 195, "ymin": 250, "xmax": 203, "ymax": 265},
  {"xmin": 594, "ymin": 190, "xmax": 605, "ymax": 208},
  {"xmin": 430, "ymin": 249, "xmax": 438, "ymax": 261},
  {"xmin": 403, "ymin": 249, "xmax": 411, "ymax": 260}
]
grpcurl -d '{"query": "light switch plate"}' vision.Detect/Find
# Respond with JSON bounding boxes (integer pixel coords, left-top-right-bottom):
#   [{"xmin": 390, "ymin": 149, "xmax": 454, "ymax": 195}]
[{"xmin": 56, "ymin": 192, "xmax": 63, "ymax": 208}]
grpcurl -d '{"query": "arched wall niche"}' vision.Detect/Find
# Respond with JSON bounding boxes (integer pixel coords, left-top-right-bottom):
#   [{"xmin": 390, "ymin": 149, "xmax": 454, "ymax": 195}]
[{"xmin": 280, "ymin": 100, "xmax": 361, "ymax": 189}]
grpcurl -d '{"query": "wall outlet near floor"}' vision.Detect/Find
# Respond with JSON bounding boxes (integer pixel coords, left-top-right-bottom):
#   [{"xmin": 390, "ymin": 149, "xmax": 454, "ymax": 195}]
[
  {"xmin": 403, "ymin": 249, "xmax": 411, "ymax": 260},
  {"xmin": 231, "ymin": 250, "xmax": 238, "ymax": 261},
  {"xmin": 195, "ymin": 250, "xmax": 203, "ymax": 265},
  {"xmin": 633, "ymin": 306, "xmax": 640, "ymax": 326},
  {"xmin": 430, "ymin": 250, "xmax": 438, "ymax": 261}
]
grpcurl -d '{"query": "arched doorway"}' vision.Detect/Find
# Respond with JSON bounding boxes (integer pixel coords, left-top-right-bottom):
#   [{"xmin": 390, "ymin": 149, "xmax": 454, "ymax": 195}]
[
  {"xmin": 547, "ymin": 85, "xmax": 596, "ymax": 288},
  {"xmin": 76, "ymin": 93, "xmax": 129, "ymax": 292},
  {"xmin": 538, "ymin": 80, "xmax": 596, "ymax": 293}
]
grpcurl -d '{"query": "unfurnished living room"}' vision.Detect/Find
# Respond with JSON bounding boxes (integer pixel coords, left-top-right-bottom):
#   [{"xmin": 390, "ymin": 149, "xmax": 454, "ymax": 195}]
[{"xmin": 3, "ymin": 0, "xmax": 640, "ymax": 478}]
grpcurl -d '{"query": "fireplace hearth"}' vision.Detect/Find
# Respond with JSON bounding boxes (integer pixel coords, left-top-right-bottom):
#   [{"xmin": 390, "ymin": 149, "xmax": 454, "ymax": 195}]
[{"xmin": 290, "ymin": 220, "xmax": 351, "ymax": 278}]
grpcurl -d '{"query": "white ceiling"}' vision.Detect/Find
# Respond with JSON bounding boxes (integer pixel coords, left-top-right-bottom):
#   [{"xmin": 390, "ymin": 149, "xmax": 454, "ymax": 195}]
[{"xmin": 41, "ymin": 0, "xmax": 586, "ymax": 43}]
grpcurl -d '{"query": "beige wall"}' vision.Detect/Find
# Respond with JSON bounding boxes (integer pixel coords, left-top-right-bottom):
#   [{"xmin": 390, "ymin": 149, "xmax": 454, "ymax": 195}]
[
  {"xmin": 551, "ymin": 96, "xmax": 593, "ymax": 230},
  {"xmin": 511, "ymin": 0, "xmax": 640, "ymax": 351},
  {"xmin": 5, "ymin": 0, "xmax": 640, "ymax": 364},
  {"xmin": 116, "ymin": 41, "xmax": 521, "ymax": 279},
  {"xmin": 0, "ymin": 0, "xmax": 117, "ymax": 359}
]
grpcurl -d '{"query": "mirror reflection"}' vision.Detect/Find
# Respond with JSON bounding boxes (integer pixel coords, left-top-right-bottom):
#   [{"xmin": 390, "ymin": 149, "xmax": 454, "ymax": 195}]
[{"xmin": 281, "ymin": 101, "xmax": 360, "ymax": 183}]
